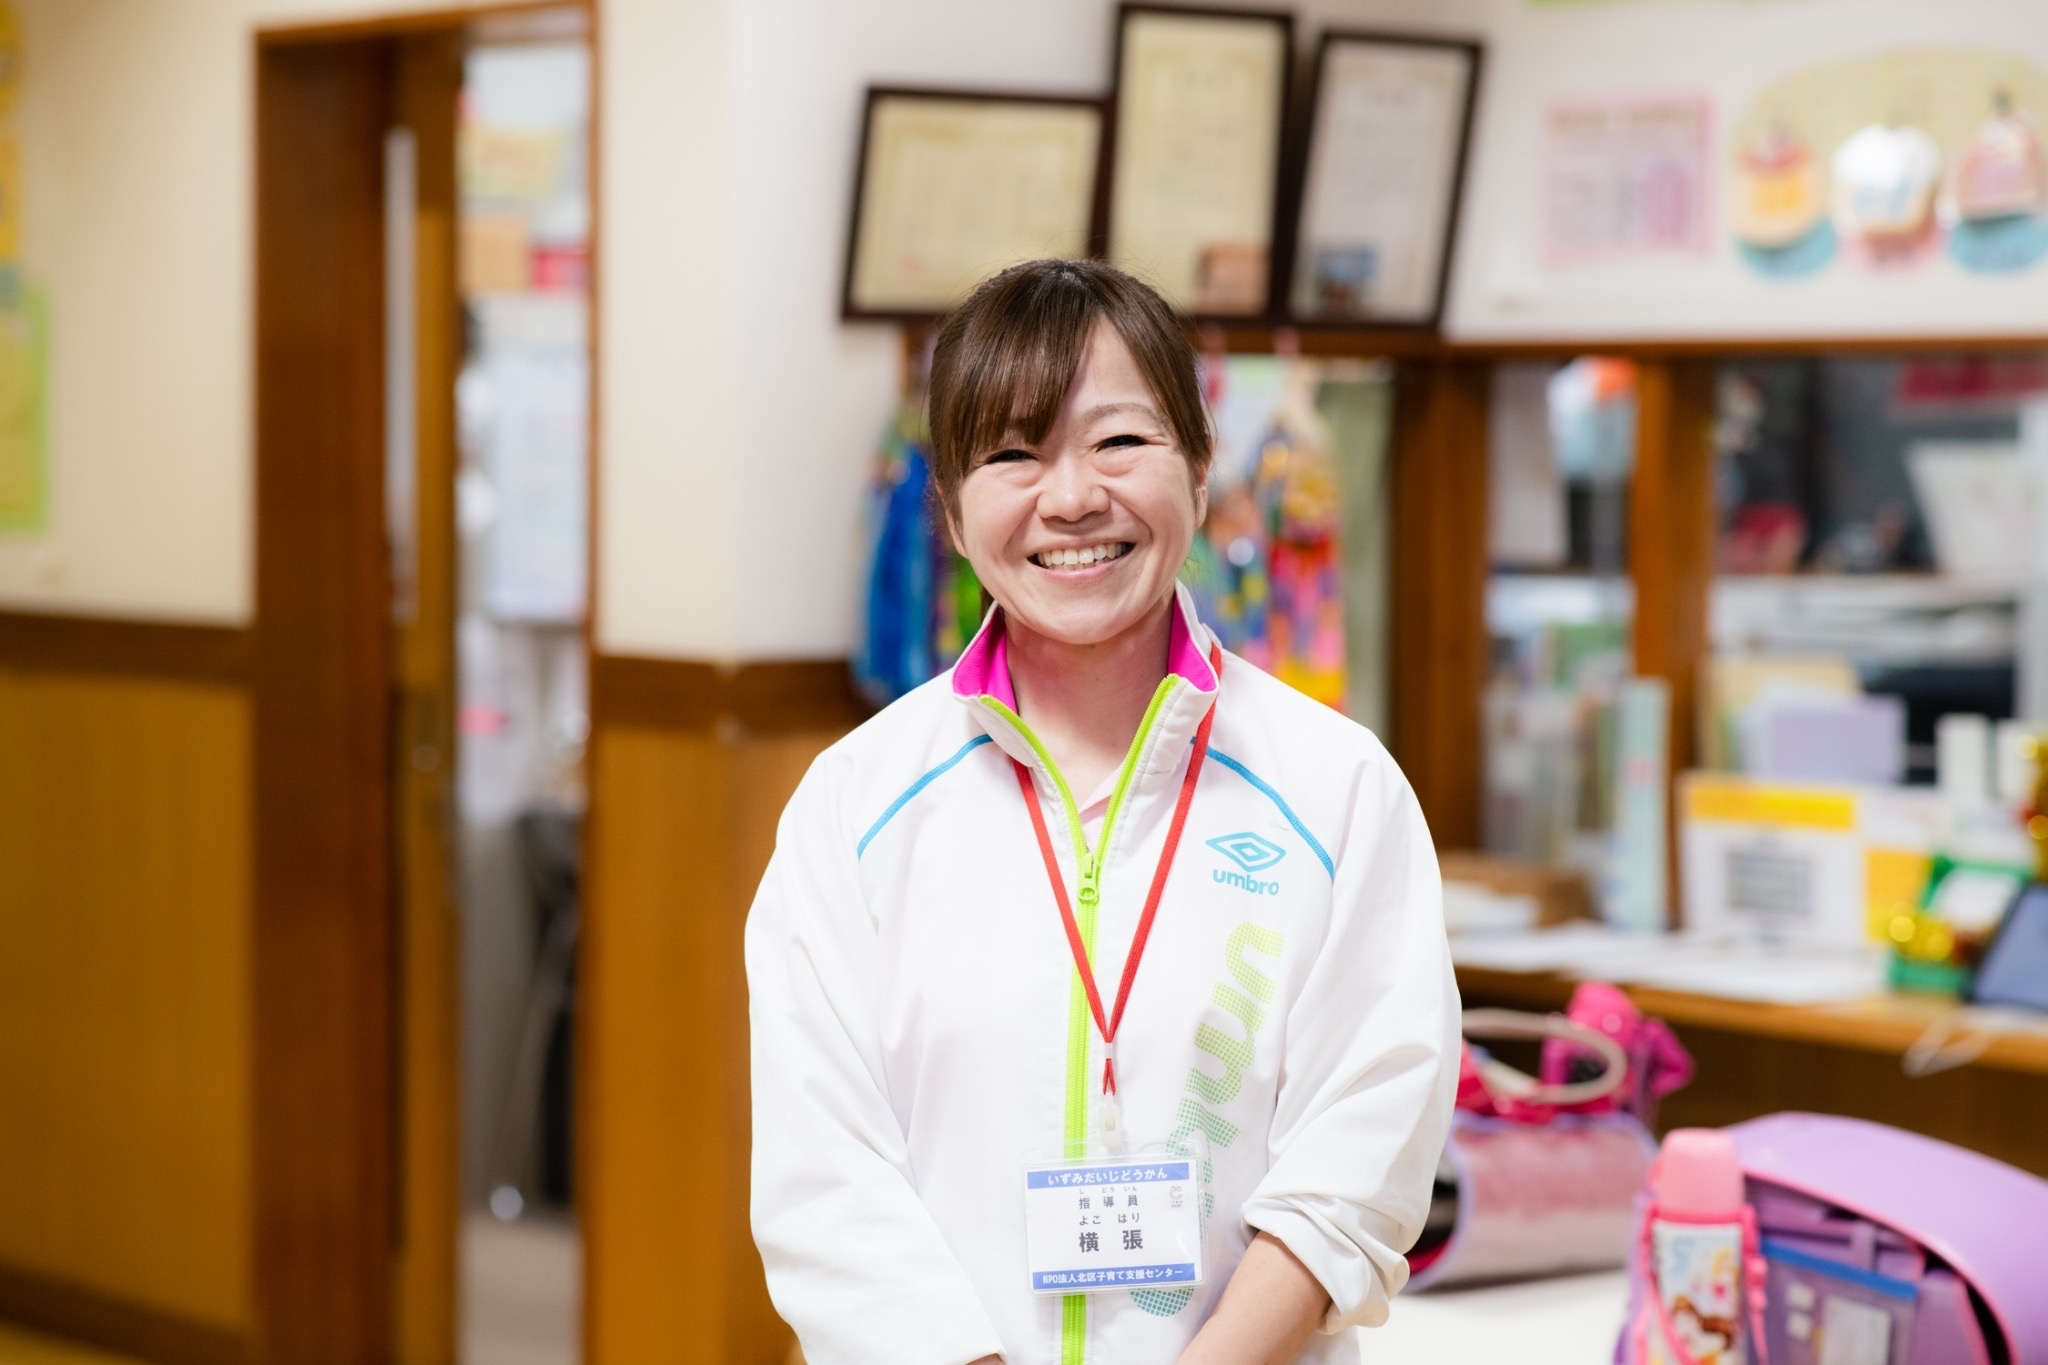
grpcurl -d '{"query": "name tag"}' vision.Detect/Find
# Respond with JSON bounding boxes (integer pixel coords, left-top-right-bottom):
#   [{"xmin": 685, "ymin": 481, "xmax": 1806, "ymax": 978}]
[{"xmin": 1022, "ymin": 1157, "xmax": 1204, "ymax": 1294}]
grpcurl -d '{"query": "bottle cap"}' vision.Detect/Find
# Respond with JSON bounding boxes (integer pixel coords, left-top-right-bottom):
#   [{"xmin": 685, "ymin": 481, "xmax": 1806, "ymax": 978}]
[{"xmin": 1651, "ymin": 1128, "xmax": 1744, "ymax": 1218}]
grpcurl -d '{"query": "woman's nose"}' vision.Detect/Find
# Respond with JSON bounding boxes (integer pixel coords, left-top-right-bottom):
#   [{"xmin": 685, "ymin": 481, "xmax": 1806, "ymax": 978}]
[{"xmin": 1038, "ymin": 452, "xmax": 1110, "ymax": 521}]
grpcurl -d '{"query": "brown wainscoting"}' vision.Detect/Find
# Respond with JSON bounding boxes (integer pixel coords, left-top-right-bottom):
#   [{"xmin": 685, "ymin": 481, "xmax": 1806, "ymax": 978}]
[
  {"xmin": 0, "ymin": 1260, "xmax": 244, "ymax": 1365},
  {"xmin": 0, "ymin": 610, "xmax": 248, "ymax": 685},
  {"xmin": 0, "ymin": 670, "xmax": 252, "ymax": 1339},
  {"xmin": 590, "ymin": 654, "xmax": 870, "ymax": 736},
  {"xmin": 582, "ymin": 652, "xmax": 864, "ymax": 1364}
]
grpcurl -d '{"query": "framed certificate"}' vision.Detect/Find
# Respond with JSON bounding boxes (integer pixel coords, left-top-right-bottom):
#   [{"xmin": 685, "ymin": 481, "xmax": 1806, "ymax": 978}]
[
  {"xmin": 1102, "ymin": 5, "xmax": 1293, "ymax": 319},
  {"xmin": 1287, "ymin": 31, "xmax": 1481, "ymax": 329},
  {"xmin": 842, "ymin": 87, "xmax": 1106, "ymax": 320}
]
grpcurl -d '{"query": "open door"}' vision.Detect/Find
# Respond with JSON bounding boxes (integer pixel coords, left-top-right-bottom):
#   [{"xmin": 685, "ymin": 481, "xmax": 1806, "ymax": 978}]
[{"xmin": 254, "ymin": 10, "xmax": 587, "ymax": 1363}]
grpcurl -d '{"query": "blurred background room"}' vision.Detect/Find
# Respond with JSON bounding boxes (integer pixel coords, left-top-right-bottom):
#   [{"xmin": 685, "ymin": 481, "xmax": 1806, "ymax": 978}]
[{"xmin": 5, "ymin": 1, "xmax": 2048, "ymax": 1363}]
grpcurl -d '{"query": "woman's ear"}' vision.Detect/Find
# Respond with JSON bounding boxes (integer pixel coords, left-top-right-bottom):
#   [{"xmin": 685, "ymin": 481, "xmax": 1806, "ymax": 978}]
[
  {"xmin": 939, "ymin": 499, "xmax": 967, "ymax": 555},
  {"xmin": 1192, "ymin": 470, "xmax": 1210, "ymax": 528}
]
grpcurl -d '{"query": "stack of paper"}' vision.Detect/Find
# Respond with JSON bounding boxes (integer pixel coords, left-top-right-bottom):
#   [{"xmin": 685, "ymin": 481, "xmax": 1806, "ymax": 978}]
[{"xmin": 1449, "ymin": 925, "xmax": 1890, "ymax": 1005}]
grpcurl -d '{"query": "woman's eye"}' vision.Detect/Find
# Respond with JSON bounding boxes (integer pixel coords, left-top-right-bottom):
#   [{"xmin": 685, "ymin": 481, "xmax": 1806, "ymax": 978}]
[
  {"xmin": 1098, "ymin": 433, "xmax": 1147, "ymax": 451},
  {"xmin": 982, "ymin": 448, "xmax": 1034, "ymax": 466}
]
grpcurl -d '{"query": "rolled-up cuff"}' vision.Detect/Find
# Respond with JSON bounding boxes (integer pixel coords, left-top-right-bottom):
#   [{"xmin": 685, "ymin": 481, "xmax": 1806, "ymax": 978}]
[{"xmin": 1241, "ymin": 1195, "xmax": 1413, "ymax": 1333}]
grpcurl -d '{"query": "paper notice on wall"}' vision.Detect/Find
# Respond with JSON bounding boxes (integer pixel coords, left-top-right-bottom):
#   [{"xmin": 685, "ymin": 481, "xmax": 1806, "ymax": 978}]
[
  {"xmin": 0, "ymin": 286, "xmax": 45, "ymax": 531},
  {"xmin": 0, "ymin": 1, "xmax": 43, "ymax": 533},
  {"xmin": 1543, "ymin": 95, "xmax": 1712, "ymax": 264}
]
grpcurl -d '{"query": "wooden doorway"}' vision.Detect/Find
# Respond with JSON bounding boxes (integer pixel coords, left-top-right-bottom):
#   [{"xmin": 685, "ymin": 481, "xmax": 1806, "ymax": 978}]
[{"xmin": 252, "ymin": 6, "xmax": 591, "ymax": 1362}]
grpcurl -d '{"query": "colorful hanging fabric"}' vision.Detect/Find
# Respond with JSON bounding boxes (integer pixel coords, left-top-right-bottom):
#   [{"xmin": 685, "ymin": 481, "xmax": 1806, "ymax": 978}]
[
  {"xmin": 1187, "ymin": 358, "xmax": 1346, "ymax": 710},
  {"xmin": 853, "ymin": 398, "xmax": 984, "ymax": 706},
  {"xmin": 854, "ymin": 401, "xmax": 936, "ymax": 706}
]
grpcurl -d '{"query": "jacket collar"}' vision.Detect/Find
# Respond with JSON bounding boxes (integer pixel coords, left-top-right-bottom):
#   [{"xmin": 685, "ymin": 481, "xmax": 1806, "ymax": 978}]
[{"xmin": 950, "ymin": 582, "xmax": 1220, "ymax": 781}]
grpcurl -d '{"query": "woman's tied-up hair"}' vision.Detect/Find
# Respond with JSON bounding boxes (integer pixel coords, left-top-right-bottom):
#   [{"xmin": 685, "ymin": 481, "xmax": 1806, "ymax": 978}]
[{"xmin": 925, "ymin": 259, "xmax": 1213, "ymax": 519}]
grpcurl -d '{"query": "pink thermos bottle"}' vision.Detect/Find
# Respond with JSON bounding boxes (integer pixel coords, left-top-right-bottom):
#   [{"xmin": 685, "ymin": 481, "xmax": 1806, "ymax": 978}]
[{"xmin": 1633, "ymin": 1129, "xmax": 1768, "ymax": 1365}]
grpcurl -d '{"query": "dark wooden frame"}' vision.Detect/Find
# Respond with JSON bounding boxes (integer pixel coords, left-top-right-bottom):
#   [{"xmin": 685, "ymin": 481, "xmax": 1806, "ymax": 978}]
[
  {"xmin": 839, "ymin": 85, "xmax": 1107, "ymax": 323},
  {"xmin": 252, "ymin": 32, "xmax": 399, "ymax": 1363},
  {"xmin": 1283, "ymin": 29, "xmax": 1483, "ymax": 333},
  {"xmin": 1099, "ymin": 2, "xmax": 1296, "ymax": 322}
]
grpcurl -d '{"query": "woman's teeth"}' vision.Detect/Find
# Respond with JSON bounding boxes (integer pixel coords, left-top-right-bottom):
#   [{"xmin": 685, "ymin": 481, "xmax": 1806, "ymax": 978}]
[{"xmin": 1032, "ymin": 542, "xmax": 1132, "ymax": 570}]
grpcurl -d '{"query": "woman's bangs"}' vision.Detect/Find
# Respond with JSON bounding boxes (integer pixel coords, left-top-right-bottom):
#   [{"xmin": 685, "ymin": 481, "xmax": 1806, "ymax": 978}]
[{"xmin": 955, "ymin": 283, "xmax": 1094, "ymax": 459}]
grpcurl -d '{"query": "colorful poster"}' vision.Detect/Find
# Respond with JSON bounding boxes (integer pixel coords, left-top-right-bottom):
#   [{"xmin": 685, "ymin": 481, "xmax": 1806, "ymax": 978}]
[
  {"xmin": 1732, "ymin": 48, "xmax": 2048, "ymax": 279},
  {"xmin": 1542, "ymin": 95, "xmax": 1712, "ymax": 264},
  {"xmin": 0, "ymin": 284, "xmax": 44, "ymax": 531},
  {"xmin": 0, "ymin": 0, "xmax": 39, "ymax": 533}
]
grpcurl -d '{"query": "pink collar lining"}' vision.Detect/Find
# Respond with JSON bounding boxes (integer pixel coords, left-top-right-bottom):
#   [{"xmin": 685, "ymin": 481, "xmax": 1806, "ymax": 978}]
[{"xmin": 950, "ymin": 591, "xmax": 1217, "ymax": 707}]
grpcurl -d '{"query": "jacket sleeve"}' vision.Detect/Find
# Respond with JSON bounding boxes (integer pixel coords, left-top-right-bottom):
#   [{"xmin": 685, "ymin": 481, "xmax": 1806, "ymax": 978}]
[
  {"xmin": 746, "ymin": 758, "xmax": 1007, "ymax": 1365},
  {"xmin": 1237, "ymin": 743, "xmax": 1460, "ymax": 1332}
]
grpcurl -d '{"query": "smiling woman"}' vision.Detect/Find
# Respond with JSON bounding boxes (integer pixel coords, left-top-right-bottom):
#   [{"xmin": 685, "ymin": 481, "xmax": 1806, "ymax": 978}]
[
  {"xmin": 746, "ymin": 259, "xmax": 1459, "ymax": 1365},
  {"xmin": 931, "ymin": 266, "xmax": 1212, "ymax": 799}
]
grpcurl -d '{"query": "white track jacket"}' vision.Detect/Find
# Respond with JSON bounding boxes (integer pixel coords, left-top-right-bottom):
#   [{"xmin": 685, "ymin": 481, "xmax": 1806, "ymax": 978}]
[{"xmin": 748, "ymin": 587, "xmax": 1458, "ymax": 1365}]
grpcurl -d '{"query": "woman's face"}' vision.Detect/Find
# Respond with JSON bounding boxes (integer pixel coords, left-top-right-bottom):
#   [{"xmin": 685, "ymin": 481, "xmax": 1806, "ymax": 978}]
[{"xmin": 951, "ymin": 320, "xmax": 1206, "ymax": 649}]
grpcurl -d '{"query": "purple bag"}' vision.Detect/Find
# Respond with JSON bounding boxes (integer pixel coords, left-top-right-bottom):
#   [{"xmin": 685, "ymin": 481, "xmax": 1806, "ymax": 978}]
[{"xmin": 1619, "ymin": 1113, "xmax": 2048, "ymax": 1365}]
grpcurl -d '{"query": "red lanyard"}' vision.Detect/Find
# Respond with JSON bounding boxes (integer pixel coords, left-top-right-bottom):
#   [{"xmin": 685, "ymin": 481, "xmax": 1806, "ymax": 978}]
[{"xmin": 1011, "ymin": 651, "xmax": 1220, "ymax": 1100}]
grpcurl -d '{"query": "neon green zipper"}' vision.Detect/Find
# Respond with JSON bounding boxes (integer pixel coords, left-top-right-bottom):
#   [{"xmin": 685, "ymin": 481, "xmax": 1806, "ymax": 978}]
[{"xmin": 981, "ymin": 678, "xmax": 1178, "ymax": 1365}]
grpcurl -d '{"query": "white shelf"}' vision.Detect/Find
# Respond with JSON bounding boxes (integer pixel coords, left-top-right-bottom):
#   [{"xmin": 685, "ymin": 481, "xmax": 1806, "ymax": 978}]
[{"xmin": 1712, "ymin": 574, "xmax": 2019, "ymax": 665}]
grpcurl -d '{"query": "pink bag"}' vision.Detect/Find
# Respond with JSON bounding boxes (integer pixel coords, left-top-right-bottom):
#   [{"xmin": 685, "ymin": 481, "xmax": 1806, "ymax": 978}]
[{"xmin": 1409, "ymin": 984, "xmax": 1694, "ymax": 1290}]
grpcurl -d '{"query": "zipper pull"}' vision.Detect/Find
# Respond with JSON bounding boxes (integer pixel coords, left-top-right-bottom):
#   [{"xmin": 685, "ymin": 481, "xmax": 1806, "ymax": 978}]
[{"xmin": 1078, "ymin": 858, "xmax": 1101, "ymax": 910}]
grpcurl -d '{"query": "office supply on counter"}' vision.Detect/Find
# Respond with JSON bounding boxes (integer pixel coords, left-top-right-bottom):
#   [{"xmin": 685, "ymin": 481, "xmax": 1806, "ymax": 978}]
[
  {"xmin": 1440, "ymin": 850, "xmax": 1595, "ymax": 929},
  {"xmin": 1971, "ymin": 880, "xmax": 2048, "ymax": 1013},
  {"xmin": 1889, "ymin": 853, "xmax": 2028, "ymax": 996},
  {"xmin": 1937, "ymin": 712, "xmax": 1995, "ymax": 809},
  {"xmin": 1701, "ymin": 656, "xmax": 1861, "ymax": 772},
  {"xmin": 1452, "ymin": 923, "xmax": 1892, "ymax": 1006},
  {"xmin": 1680, "ymin": 774, "xmax": 1947, "ymax": 947},
  {"xmin": 1743, "ymin": 692, "xmax": 1905, "ymax": 786},
  {"xmin": 1612, "ymin": 678, "xmax": 1672, "ymax": 931}
]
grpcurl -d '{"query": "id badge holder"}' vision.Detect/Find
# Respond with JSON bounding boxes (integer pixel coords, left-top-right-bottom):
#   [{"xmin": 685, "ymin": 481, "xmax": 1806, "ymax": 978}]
[{"xmin": 1021, "ymin": 1130, "xmax": 1208, "ymax": 1297}]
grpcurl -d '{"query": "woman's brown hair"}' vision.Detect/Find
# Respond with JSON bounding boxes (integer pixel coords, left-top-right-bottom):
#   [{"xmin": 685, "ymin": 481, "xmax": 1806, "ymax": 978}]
[{"xmin": 926, "ymin": 259, "xmax": 1212, "ymax": 517}]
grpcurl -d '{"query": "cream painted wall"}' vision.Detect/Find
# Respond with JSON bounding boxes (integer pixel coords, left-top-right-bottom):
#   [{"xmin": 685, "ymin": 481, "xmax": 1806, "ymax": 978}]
[
  {"xmin": 0, "ymin": 0, "xmax": 1498, "ymax": 653},
  {"xmin": 0, "ymin": 0, "xmax": 514, "ymax": 625},
  {"xmin": 593, "ymin": 0, "xmax": 743, "ymax": 658},
  {"xmin": 23, "ymin": 0, "xmax": 2043, "ymax": 652}
]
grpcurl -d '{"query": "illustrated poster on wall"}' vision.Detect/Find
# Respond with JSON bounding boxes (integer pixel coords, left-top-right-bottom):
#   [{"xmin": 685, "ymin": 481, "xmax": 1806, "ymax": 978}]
[
  {"xmin": 1733, "ymin": 48, "xmax": 2048, "ymax": 279},
  {"xmin": 1542, "ymin": 95, "xmax": 1711, "ymax": 264}
]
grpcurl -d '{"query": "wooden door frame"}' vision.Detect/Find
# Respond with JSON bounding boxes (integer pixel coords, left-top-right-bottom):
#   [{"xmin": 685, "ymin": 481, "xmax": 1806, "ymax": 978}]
[{"xmin": 250, "ymin": 5, "xmax": 592, "ymax": 1361}]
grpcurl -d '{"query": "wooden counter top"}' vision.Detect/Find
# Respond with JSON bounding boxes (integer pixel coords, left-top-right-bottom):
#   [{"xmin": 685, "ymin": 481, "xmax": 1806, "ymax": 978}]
[{"xmin": 1455, "ymin": 964, "xmax": 2048, "ymax": 1078}]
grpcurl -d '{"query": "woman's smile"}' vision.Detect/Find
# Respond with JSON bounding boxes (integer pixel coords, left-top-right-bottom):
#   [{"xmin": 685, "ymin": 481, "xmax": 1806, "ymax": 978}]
[{"xmin": 1029, "ymin": 540, "xmax": 1134, "ymax": 572}]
